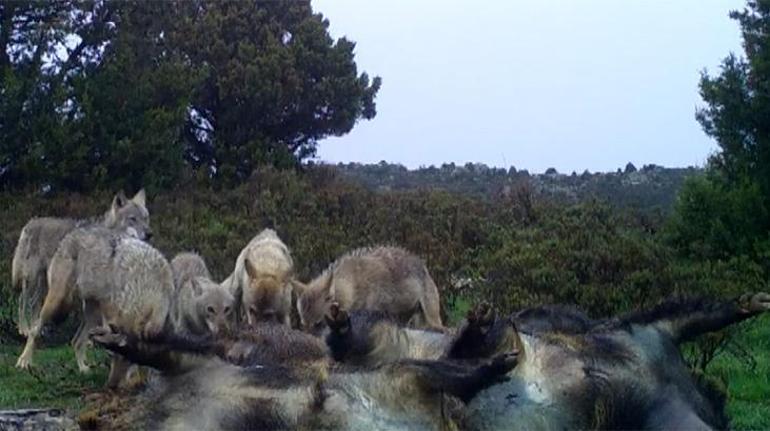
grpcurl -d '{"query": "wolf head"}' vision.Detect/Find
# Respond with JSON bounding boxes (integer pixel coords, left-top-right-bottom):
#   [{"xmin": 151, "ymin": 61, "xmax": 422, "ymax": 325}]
[
  {"xmin": 295, "ymin": 273, "xmax": 333, "ymax": 334},
  {"xmin": 104, "ymin": 189, "xmax": 152, "ymax": 241},
  {"xmin": 192, "ymin": 277, "xmax": 235, "ymax": 336},
  {"xmin": 243, "ymin": 258, "xmax": 292, "ymax": 325}
]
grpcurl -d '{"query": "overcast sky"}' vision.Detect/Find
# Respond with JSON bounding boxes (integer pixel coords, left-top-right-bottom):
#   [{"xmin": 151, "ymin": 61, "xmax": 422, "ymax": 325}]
[{"xmin": 312, "ymin": 0, "xmax": 744, "ymax": 173}]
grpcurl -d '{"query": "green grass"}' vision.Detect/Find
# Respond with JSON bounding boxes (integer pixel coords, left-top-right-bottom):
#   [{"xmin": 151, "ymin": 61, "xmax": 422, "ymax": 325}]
[
  {"xmin": 0, "ymin": 343, "xmax": 108, "ymax": 411},
  {"xmin": 707, "ymin": 314, "xmax": 770, "ymax": 430}
]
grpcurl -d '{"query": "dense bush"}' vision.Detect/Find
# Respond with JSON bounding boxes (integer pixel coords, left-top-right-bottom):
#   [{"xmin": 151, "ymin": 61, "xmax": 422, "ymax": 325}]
[{"xmin": 1, "ymin": 167, "xmax": 761, "ymax": 342}]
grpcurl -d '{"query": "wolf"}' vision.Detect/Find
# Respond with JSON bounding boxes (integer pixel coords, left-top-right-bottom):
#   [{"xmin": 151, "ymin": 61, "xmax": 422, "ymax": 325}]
[
  {"xmin": 15, "ymin": 226, "xmax": 174, "ymax": 388},
  {"xmin": 169, "ymin": 252, "xmax": 234, "ymax": 337},
  {"xmin": 11, "ymin": 190, "xmax": 150, "ymax": 338},
  {"xmin": 171, "ymin": 276, "xmax": 235, "ymax": 337},
  {"xmin": 222, "ymin": 229, "xmax": 294, "ymax": 325},
  {"xmin": 451, "ymin": 293, "xmax": 770, "ymax": 430},
  {"xmin": 88, "ymin": 324, "xmax": 517, "ymax": 431},
  {"xmin": 170, "ymin": 252, "xmax": 211, "ymax": 289},
  {"xmin": 296, "ymin": 246, "xmax": 443, "ymax": 334}
]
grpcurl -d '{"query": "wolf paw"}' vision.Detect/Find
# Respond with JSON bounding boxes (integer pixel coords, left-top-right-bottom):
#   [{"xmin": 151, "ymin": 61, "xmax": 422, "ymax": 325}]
[
  {"xmin": 324, "ymin": 302, "xmax": 351, "ymax": 333},
  {"xmin": 739, "ymin": 292, "xmax": 770, "ymax": 313},
  {"xmin": 15, "ymin": 355, "xmax": 33, "ymax": 370}
]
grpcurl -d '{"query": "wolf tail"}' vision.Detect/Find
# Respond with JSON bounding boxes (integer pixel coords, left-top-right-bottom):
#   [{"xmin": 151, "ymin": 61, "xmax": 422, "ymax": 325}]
[{"xmin": 13, "ymin": 228, "xmax": 48, "ymax": 337}]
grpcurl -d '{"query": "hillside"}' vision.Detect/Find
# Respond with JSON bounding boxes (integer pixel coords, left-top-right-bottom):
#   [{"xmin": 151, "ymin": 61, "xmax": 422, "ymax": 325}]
[{"xmin": 331, "ymin": 162, "xmax": 702, "ymax": 211}]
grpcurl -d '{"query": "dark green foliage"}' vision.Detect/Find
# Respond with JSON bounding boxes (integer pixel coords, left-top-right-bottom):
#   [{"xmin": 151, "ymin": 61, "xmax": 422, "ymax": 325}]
[
  {"xmin": 0, "ymin": 168, "xmax": 757, "ymax": 334},
  {"xmin": 667, "ymin": 175, "xmax": 769, "ymax": 263},
  {"xmin": 178, "ymin": 1, "xmax": 381, "ymax": 182},
  {"xmin": 0, "ymin": 1, "xmax": 379, "ymax": 192},
  {"xmin": 668, "ymin": 0, "xmax": 770, "ymax": 281}
]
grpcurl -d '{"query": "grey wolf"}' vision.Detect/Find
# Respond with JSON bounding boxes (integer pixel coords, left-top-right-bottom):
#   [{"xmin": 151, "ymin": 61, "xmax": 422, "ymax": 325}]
[{"xmin": 11, "ymin": 190, "xmax": 150, "ymax": 338}]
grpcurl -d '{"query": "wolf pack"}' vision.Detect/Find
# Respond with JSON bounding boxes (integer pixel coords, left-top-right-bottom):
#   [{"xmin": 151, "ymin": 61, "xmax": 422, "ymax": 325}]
[{"xmin": 9, "ymin": 190, "xmax": 770, "ymax": 430}]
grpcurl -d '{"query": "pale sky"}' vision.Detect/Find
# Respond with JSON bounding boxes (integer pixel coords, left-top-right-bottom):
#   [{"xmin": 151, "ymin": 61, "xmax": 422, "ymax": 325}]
[{"xmin": 312, "ymin": 0, "xmax": 744, "ymax": 173}]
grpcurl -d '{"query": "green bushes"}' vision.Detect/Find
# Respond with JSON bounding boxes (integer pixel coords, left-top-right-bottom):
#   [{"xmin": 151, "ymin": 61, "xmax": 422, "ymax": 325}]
[{"xmin": 1, "ymin": 166, "xmax": 760, "ymax": 337}]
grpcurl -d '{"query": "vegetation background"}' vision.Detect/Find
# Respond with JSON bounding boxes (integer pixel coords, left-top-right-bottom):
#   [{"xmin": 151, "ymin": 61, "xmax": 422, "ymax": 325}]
[{"xmin": 1, "ymin": 0, "xmax": 769, "ymax": 429}]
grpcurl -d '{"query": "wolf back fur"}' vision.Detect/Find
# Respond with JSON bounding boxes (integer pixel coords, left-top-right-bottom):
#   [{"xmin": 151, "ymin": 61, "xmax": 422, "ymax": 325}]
[{"xmin": 297, "ymin": 246, "xmax": 443, "ymax": 332}]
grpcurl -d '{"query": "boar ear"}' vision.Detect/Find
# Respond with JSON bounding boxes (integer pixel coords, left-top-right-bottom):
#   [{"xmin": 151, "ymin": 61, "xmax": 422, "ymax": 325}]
[
  {"xmin": 132, "ymin": 188, "xmax": 147, "ymax": 207},
  {"xmin": 325, "ymin": 302, "xmax": 350, "ymax": 333}
]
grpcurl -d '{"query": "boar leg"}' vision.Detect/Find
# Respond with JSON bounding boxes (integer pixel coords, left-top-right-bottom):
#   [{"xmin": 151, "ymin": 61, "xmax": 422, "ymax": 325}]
[
  {"xmin": 635, "ymin": 292, "xmax": 770, "ymax": 343},
  {"xmin": 90, "ymin": 326, "xmax": 216, "ymax": 374},
  {"xmin": 394, "ymin": 351, "xmax": 518, "ymax": 403}
]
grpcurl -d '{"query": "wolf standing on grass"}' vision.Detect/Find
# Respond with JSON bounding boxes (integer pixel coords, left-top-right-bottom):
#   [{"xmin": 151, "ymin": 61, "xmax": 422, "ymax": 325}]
[
  {"xmin": 15, "ymin": 224, "xmax": 174, "ymax": 388},
  {"xmin": 11, "ymin": 189, "xmax": 150, "ymax": 338}
]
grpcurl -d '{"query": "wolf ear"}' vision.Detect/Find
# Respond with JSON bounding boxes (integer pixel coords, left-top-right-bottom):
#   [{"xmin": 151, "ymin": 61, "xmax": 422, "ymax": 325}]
[
  {"xmin": 290, "ymin": 279, "xmax": 308, "ymax": 297},
  {"xmin": 112, "ymin": 191, "xmax": 128, "ymax": 210},
  {"xmin": 244, "ymin": 258, "xmax": 258, "ymax": 280},
  {"xmin": 191, "ymin": 277, "xmax": 206, "ymax": 296},
  {"xmin": 132, "ymin": 188, "xmax": 147, "ymax": 208}
]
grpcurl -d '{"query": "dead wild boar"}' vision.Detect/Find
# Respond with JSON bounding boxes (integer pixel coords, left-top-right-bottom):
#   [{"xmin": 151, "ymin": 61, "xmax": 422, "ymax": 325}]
[
  {"xmin": 89, "ymin": 324, "xmax": 516, "ymax": 431},
  {"xmin": 323, "ymin": 302, "xmax": 452, "ymax": 367},
  {"xmin": 296, "ymin": 246, "xmax": 443, "ymax": 334},
  {"xmin": 451, "ymin": 293, "xmax": 770, "ymax": 430},
  {"xmin": 223, "ymin": 229, "xmax": 295, "ymax": 325}
]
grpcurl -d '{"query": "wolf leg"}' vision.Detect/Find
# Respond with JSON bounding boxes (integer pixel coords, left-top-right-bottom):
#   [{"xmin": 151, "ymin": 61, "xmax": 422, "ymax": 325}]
[
  {"xmin": 73, "ymin": 299, "xmax": 102, "ymax": 373},
  {"xmin": 15, "ymin": 265, "xmax": 75, "ymax": 369},
  {"xmin": 394, "ymin": 351, "xmax": 518, "ymax": 403}
]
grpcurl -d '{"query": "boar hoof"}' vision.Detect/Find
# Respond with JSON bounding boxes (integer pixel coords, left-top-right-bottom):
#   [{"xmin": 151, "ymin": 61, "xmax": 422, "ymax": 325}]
[
  {"xmin": 467, "ymin": 302, "xmax": 496, "ymax": 332},
  {"xmin": 325, "ymin": 302, "xmax": 350, "ymax": 333},
  {"xmin": 490, "ymin": 350, "xmax": 519, "ymax": 374},
  {"xmin": 740, "ymin": 292, "xmax": 770, "ymax": 313},
  {"xmin": 89, "ymin": 326, "xmax": 127, "ymax": 348}
]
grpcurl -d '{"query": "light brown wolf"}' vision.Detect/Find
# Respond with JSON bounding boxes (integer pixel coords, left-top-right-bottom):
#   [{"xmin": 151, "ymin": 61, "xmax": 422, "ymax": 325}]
[
  {"xmin": 222, "ymin": 229, "xmax": 294, "ymax": 325},
  {"xmin": 15, "ymin": 226, "xmax": 173, "ymax": 388},
  {"xmin": 11, "ymin": 190, "xmax": 150, "ymax": 337},
  {"xmin": 296, "ymin": 246, "xmax": 443, "ymax": 333},
  {"xmin": 170, "ymin": 251, "xmax": 234, "ymax": 336}
]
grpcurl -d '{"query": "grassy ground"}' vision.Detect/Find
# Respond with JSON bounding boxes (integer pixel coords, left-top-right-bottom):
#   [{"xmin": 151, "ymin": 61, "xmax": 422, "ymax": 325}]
[
  {"xmin": 707, "ymin": 314, "xmax": 770, "ymax": 430},
  {"xmin": 0, "ymin": 343, "xmax": 108, "ymax": 412},
  {"xmin": 0, "ymin": 315, "xmax": 768, "ymax": 429}
]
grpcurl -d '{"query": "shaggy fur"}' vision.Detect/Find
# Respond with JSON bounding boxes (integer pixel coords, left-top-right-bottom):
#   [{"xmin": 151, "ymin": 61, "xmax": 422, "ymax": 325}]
[
  {"xmin": 12, "ymin": 190, "xmax": 150, "ymax": 337},
  {"xmin": 223, "ymin": 229, "xmax": 294, "ymax": 325},
  {"xmin": 296, "ymin": 246, "xmax": 443, "ymax": 334},
  {"xmin": 16, "ymin": 226, "xmax": 173, "ymax": 388}
]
